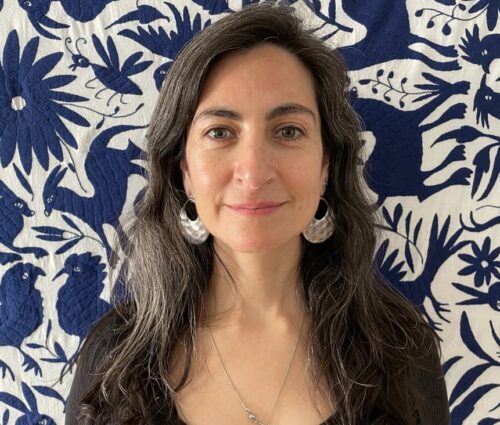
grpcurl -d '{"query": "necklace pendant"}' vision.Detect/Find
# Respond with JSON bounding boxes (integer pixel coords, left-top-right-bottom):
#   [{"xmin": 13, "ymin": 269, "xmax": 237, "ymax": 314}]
[{"xmin": 245, "ymin": 408, "xmax": 264, "ymax": 425}]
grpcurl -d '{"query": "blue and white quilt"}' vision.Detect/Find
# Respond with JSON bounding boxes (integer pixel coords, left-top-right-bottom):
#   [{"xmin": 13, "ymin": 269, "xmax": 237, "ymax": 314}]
[{"xmin": 0, "ymin": 0, "xmax": 498, "ymax": 424}]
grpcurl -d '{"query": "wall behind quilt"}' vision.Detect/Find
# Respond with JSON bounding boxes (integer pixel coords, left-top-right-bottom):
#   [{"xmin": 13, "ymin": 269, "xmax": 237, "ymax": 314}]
[{"xmin": 0, "ymin": 0, "xmax": 498, "ymax": 424}]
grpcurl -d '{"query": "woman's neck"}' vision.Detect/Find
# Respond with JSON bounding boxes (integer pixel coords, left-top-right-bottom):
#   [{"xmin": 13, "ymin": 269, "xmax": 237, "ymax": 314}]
[{"xmin": 201, "ymin": 236, "xmax": 307, "ymax": 331}]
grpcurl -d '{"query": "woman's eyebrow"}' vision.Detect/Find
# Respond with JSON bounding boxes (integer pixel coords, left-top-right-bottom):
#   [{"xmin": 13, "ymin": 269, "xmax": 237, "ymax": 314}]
[{"xmin": 192, "ymin": 102, "xmax": 316, "ymax": 126}]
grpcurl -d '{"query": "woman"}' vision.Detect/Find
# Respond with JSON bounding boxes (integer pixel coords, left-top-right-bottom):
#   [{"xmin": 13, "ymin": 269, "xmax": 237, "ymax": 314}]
[{"xmin": 64, "ymin": 2, "xmax": 450, "ymax": 424}]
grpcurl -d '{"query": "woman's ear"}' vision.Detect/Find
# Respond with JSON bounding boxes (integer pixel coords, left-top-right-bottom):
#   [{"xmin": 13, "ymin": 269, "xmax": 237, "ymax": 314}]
[
  {"xmin": 322, "ymin": 157, "xmax": 330, "ymax": 182},
  {"xmin": 180, "ymin": 159, "xmax": 192, "ymax": 198},
  {"xmin": 320, "ymin": 157, "xmax": 329, "ymax": 196}
]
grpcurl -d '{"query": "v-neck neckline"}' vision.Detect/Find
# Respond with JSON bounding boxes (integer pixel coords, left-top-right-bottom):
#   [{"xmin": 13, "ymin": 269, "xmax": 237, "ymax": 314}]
[{"xmin": 169, "ymin": 403, "xmax": 337, "ymax": 424}]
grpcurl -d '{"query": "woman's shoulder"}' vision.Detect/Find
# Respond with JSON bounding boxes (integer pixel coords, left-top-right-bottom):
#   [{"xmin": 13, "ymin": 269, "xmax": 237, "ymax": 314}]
[{"xmin": 412, "ymin": 330, "xmax": 450, "ymax": 424}]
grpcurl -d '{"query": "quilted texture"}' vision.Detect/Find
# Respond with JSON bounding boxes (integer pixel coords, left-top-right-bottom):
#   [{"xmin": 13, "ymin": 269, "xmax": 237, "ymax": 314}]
[{"xmin": 0, "ymin": 1, "xmax": 498, "ymax": 424}]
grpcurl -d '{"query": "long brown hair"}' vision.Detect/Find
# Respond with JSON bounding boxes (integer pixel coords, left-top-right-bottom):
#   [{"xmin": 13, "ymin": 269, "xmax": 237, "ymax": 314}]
[{"xmin": 69, "ymin": 2, "xmax": 442, "ymax": 424}]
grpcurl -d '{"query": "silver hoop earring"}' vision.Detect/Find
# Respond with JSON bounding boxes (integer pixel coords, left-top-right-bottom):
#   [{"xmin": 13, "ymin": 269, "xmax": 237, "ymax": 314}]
[
  {"xmin": 302, "ymin": 197, "xmax": 335, "ymax": 243},
  {"xmin": 179, "ymin": 196, "xmax": 210, "ymax": 244}
]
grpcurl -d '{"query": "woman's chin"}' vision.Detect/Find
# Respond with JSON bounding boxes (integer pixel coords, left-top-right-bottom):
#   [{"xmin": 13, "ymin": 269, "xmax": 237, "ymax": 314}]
[{"xmin": 213, "ymin": 233, "xmax": 298, "ymax": 254}]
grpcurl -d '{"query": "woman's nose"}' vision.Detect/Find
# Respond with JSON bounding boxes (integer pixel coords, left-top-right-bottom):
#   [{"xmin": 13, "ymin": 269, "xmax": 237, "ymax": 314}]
[{"xmin": 233, "ymin": 136, "xmax": 276, "ymax": 191}]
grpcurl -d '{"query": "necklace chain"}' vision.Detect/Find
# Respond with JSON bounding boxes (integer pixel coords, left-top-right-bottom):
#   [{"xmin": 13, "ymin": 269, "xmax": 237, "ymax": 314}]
[{"xmin": 208, "ymin": 313, "xmax": 305, "ymax": 425}]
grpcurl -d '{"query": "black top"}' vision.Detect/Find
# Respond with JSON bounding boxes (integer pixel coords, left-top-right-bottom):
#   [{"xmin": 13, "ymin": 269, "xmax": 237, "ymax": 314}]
[{"xmin": 65, "ymin": 311, "xmax": 450, "ymax": 425}]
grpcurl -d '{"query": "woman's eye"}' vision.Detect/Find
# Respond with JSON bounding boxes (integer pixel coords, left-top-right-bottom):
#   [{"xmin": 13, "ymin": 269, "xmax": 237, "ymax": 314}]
[
  {"xmin": 205, "ymin": 126, "xmax": 304, "ymax": 141},
  {"xmin": 206, "ymin": 127, "xmax": 232, "ymax": 140},
  {"xmin": 279, "ymin": 126, "xmax": 304, "ymax": 140}
]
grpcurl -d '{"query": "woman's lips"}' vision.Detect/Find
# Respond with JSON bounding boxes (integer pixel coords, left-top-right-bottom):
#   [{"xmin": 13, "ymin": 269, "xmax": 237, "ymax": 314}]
[{"xmin": 227, "ymin": 202, "xmax": 285, "ymax": 216}]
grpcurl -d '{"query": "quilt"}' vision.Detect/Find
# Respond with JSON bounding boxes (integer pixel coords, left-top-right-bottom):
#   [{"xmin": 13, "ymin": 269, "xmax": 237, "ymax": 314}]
[{"xmin": 0, "ymin": 0, "xmax": 498, "ymax": 424}]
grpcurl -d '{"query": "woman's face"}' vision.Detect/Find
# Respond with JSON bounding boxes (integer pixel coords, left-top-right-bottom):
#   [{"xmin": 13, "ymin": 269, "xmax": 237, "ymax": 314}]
[{"xmin": 181, "ymin": 43, "xmax": 329, "ymax": 253}]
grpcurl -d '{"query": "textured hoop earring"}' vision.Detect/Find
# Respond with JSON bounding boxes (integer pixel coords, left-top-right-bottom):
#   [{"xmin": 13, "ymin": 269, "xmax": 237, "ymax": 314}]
[
  {"xmin": 179, "ymin": 196, "xmax": 210, "ymax": 244},
  {"xmin": 302, "ymin": 197, "xmax": 335, "ymax": 243}
]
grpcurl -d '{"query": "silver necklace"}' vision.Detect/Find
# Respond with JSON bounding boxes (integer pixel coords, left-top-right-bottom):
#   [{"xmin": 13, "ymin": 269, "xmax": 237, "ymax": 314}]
[{"xmin": 207, "ymin": 313, "xmax": 305, "ymax": 425}]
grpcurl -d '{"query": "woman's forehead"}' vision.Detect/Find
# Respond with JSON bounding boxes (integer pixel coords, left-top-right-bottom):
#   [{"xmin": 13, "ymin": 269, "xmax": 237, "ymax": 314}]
[
  {"xmin": 184, "ymin": 44, "xmax": 320, "ymax": 138},
  {"xmin": 196, "ymin": 44, "xmax": 318, "ymax": 106}
]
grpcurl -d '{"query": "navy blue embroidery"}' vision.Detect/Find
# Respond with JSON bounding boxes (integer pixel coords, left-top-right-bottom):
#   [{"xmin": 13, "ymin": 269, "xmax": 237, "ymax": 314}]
[
  {"xmin": 39, "ymin": 123, "xmax": 147, "ymax": 258},
  {"xmin": 0, "ymin": 263, "xmax": 45, "ymax": 377},
  {"xmin": 0, "ymin": 1, "xmax": 498, "ymax": 423},
  {"xmin": 0, "ymin": 382, "xmax": 56, "ymax": 424},
  {"xmin": 0, "ymin": 30, "xmax": 89, "ymax": 174},
  {"xmin": 66, "ymin": 34, "xmax": 153, "ymax": 106}
]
